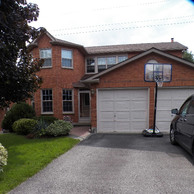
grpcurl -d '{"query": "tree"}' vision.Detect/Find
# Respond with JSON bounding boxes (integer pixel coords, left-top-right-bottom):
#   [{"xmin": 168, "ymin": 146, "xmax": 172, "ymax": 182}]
[
  {"xmin": 0, "ymin": 0, "xmax": 43, "ymax": 107},
  {"xmin": 183, "ymin": 50, "xmax": 194, "ymax": 63}
]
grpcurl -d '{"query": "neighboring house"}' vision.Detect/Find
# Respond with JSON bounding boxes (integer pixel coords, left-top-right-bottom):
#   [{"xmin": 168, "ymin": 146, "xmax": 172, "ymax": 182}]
[{"xmin": 2, "ymin": 30, "xmax": 194, "ymax": 133}]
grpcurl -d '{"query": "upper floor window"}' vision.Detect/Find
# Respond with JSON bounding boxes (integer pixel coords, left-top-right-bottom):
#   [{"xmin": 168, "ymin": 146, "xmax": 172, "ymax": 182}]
[
  {"xmin": 86, "ymin": 55, "xmax": 127, "ymax": 73},
  {"xmin": 42, "ymin": 89, "xmax": 53, "ymax": 113},
  {"xmin": 62, "ymin": 49, "xmax": 73, "ymax": 68},
  {"xmin": 87, "ymin": 58, "xmax": 95, "ymax": 73},
  {"xmin": 40, "ymin": 49, "xmax": 52, "ymax": 67},
  {"xmin": 118, "ymin": 56, "xmax": 127, "ymax": 63},
  {"xmin": 97, "ymin": 57, "xmax": 107, "ymax": 72}
]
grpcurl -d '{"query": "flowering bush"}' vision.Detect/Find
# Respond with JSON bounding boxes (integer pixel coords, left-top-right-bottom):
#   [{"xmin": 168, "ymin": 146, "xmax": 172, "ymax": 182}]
[
  {"xmin": 44, "ymin": 120, "xmax": 73, "ymax": 137},
  {"xmin": 0, "ymin": 143, "xmax": 8, "ymax": 172}
]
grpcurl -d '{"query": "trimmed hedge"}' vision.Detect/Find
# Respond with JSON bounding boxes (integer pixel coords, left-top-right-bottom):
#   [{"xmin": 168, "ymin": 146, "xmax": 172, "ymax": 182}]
[{"xmin": 12, "ymin": 119, "xmax": 37, "ymax": 135}]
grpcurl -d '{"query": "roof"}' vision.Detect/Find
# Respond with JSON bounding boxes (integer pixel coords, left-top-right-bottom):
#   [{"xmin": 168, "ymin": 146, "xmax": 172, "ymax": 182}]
[
  {"xmin": 85, "ymin": 42, "xmax": 188, "ymax": 55},
  {"xmin": 28, "ymin": 29, "xmax": 187, "ymax": 56},
  {"xmin": 82, "ymin": 47, "xmax": 194, "ymax": 83},
  {"xmin": 28, "ymin": 29, "xmax": 87, "ymax": 54}
]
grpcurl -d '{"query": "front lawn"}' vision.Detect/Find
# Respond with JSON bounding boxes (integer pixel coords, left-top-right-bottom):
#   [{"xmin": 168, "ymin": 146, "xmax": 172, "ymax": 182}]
[{"xmin": 0, "ymin": 133, "xmax": 79, "ymax": 194}]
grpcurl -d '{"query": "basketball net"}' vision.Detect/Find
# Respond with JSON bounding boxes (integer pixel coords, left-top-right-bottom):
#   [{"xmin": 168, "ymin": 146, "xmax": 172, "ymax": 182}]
[
  {"xmin": 157, "ymin": 81, "xmax": 163, "ymax": 87},
  {"xmin": 154, "ymin": 75, "xmax": 163, "ymax": 87}
]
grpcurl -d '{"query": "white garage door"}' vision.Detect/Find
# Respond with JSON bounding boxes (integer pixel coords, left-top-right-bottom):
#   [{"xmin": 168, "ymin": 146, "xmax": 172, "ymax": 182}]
[
  {"xmin": 156, "ymin": 88, "xmax": 194, "ymax": 132},
  {"xmin": 97, "ymin": 89, "xmax": 148, "ymax": 133}
]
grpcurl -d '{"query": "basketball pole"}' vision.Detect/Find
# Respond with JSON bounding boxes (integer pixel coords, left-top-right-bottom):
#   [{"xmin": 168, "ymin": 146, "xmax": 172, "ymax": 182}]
[{"xmin": 153, "ymin": 81, "xmax": 158, "ymax": 135}]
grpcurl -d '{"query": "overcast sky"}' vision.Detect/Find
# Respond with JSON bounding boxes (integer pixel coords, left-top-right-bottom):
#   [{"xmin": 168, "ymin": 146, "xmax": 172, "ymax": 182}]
[{"xmin": 29, "ymin": 0, "xmax": 194, "ymax": 52}]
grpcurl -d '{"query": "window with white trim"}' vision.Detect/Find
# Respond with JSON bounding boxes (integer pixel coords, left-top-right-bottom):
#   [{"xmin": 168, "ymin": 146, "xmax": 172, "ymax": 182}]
[
  {"xmin": 86, "ymin": 55, "xmax": 128, "ymax": 73},
  {"xmin": 62, "ymin": 49, "xmax": 73, "ymax": 68},
  {"xmin": 63, "ymin": 89, "xmax": 73, "ymax": 112},
  {"xmin": 86, "ymin": 58, "xmax": 95, "ymax": 73},
  {"xmin": 42, "ymin": 89, "xmax": 53, "ymax": 113},
  {"xmin": 40, "ymin": 49, "xmax": 52, "ymax": 67},
  {"xmin": 97, "ymin": 57, "xmax": 107, "ymax": 72},
  {"xmin": 118, "ymin": 56, "xmax": 127, "ymax": 63}
]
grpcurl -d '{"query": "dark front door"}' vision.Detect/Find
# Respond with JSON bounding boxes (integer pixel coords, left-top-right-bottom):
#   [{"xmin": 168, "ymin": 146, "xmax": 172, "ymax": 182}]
[{"xmin": 79, "ymin": 91, "xmax": 91, "ymax": 123}]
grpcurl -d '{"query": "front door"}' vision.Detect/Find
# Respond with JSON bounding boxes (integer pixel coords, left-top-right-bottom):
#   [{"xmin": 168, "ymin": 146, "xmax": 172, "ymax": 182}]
[{"xmin": 79, "ymin": 91, "xmax": 91, "ymax": 123}]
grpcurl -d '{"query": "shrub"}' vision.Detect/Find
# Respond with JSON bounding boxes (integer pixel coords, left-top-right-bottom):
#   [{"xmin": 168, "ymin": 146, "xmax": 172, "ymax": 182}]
[
  {"xmin": 34, "ymin": 116, "xmax": 58, "ymax": 125},
  {"xmin": 12, "ymin": 118, "xmax": 37, "ymax": 135},
  {"xmin": 32, "ymin": 119, "xmax": 50, "ymax": 137},
  {"xmin": 0, "ymin": 143, "xmax": 8, "ymax": 172},
  {"xmin": 44, "ymin": 120, "xmax": 73, "ymax": 137},
  {"xmin": 2, "ymin": 102, "xmax": 36, "ymax": 132}
]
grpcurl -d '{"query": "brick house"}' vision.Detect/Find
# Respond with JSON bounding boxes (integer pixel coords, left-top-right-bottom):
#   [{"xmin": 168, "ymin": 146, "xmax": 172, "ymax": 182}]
[{"xmin": 8, "ymin": 30, "xmax": 194, "ymax": 133}]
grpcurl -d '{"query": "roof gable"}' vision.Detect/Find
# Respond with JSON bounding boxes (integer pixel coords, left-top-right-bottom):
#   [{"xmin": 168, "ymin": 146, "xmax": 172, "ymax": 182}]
[
  {"xmin": 82, "ymin": 48, "xmax": 194, "ymax": 82},
  {"xmin": 28, "ymin": 29, "xmax": 87, "ymax": 54}
]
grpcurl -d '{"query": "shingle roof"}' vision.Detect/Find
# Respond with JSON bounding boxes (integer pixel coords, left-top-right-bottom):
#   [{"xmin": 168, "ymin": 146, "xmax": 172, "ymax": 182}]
[{"xmin": 85, "ymin": 42, "xmax": 187, "ymax": 55}]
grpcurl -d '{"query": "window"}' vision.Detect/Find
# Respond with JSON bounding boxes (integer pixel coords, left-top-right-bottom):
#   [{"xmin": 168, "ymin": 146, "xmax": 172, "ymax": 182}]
[
  {"xmin": 107, "ymin": 57, "xmax": 116, "ymax": 68},
  {"xmin": 97, "ymin": 57, "xmax": 106, "ymax": 72},
  {"xmin": 62, "ymin": 49, "xmax": 73, "ymax": 68},
  {"xmin": 63, "ymin": 89, "xmax": 73, "ymax": 112},
  {"xmin": 187, "ymin": 100, "xmax": 194, "ymax": 114},
  {"xmin": 87, "ymin": 58, "xmax": 95, "ymax": 73},
  {"xmin": 40, "ymin": 49, "xmax": 52, "ymax": 67},
  {"xmin": 42, "ymin": 89, "xmax": 53, "ymax": 113},
  {"xmin": 86, "ymin": 55, "xmax": 128, "ymax": 73},
  {"xmin": 118, "ymin": 56, "xmax": 127, "ymax": 63},
  {"xmin": 179, "ymin": 100, "xmax": 190, "ymax": 116}
]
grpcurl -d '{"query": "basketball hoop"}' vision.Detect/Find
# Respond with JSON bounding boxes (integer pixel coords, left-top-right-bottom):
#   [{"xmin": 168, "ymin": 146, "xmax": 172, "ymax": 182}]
[
  {"xmin": 157, "ymin": 81, "xmax": 163, "ymax": 87},
  {"xmin": 154, "ymin": 75, "xmax": 163, "ymax": 87},
  {"xmin": 144, "ymin": 63, "xmax": 172, "ymax": 137}
]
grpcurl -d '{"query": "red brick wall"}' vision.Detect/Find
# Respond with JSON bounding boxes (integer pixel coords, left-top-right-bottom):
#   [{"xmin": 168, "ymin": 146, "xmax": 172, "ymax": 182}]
[
  {"xmin": 90, "ymin": 53, "xmax": 194, "ymax": 129},
  {"xmin": 32, "ymin": 34, "xmax": 85, "ymax": 123}
]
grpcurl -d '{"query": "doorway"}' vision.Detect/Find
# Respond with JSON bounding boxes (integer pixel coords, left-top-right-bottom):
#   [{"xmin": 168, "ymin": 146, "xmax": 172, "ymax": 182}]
[{"xmin": 79, "ymin": 91, "xmax": 91, "ymax": 123}]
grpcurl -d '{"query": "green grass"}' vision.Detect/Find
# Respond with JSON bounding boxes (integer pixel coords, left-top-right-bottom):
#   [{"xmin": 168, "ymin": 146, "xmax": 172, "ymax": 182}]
[{"xmin": 0, "ymin": 133, "xmax": 80, "ymax": 194}]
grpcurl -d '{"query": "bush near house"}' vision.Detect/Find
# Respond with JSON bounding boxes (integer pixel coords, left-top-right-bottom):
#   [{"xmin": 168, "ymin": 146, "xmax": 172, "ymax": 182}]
[
  {"xmin": 12, "ymin": 119, "xmax": 37, "ymax": 135},
  {"xmin": 2, "ymin": 102, "xmax": 35, "ymax": 132},
  {"xmin": 43, "ymin": 120, "xmax": 73, "ymax": 137},
  {"xmin": 34, "ymin": 116, "xmax": 58, "ymax": 125}
]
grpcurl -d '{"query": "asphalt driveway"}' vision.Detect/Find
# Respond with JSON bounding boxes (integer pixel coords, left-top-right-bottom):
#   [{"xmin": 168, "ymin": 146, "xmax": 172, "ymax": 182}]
[{"xmin": 9, "ymin": 133, "xmax": 194, "ymax": 194}]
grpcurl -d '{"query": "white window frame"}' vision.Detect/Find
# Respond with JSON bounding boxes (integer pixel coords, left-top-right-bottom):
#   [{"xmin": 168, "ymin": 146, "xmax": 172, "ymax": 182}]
[
  {"xmin": 62, "ymin": 89, "xmax": 74, "ymax": 114},
  {"xmin": 118, "ymin": 55, "xmax": 128, "ymax": 63},
  {"xmin": 61, "ymin": 49, "xmax": 73, "ymax": 69},
  {"xmin": 41, "ymin": 89, "xmax": 53, "ymax": 114},
  {"xmin": 86, "ymin": 58, "xmax": 96, "ymax": 73},
  {"xmin": 85, "ymin": 54, "xmax": 128, "ymax": 74},
  {"xmin": 40, "ymin": 49, "xmax": 52, "ymax": 68}
]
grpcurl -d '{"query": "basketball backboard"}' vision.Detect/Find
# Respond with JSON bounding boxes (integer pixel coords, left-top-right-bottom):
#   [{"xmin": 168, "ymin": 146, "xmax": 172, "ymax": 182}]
[{"xmin": 144, "ymin": 63, "xmax": 172, "ymax": 82}]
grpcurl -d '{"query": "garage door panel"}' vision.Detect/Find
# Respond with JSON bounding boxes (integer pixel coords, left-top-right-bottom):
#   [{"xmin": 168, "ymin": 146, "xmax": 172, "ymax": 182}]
[
  {"xmin": 100, "ymin": 112, "xmax": 114, "ymax": 121},
  {"xmin": 98, "ymin": 89, "xmax": 148, "ymax": 133},
  {"xmin": 132, "ymin": 111, "xmax": 147, "ymax": 120},
  {"xmin": 99, "ymin": 101, "xmax": 114, "ymax": 111},
  {"xmin": 116, "ymin": 112, "xmax": 130, "ymax": 121},
  {"xmin": 132, "ymin": 101, "xmax": 147, "ymax": 109},
  {"xmin": 99, "ymin": 91, "xmax": 114, "ymax": 100},
  {"xmin": 115, "ymin": 90, "xmax": 131, "ymax": 99},
  {"xmin": 157, "ymin": 100, "xmax": 172, "ymax": 110},
  {"xmin": 157, "ymin": 88, "xmax": 194, "ymax": 132},
  {"xmin": 115, "ymin": 101, "xmax": 131, "ymax": 111}
]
